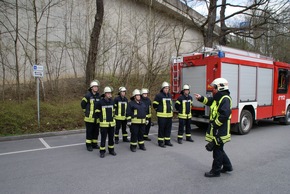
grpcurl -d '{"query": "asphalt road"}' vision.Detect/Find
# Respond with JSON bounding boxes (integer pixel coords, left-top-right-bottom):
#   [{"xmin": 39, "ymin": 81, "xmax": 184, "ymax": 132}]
[{"xmin": 1, "ymin": 120, "xmax": 290, "ymax": 194}]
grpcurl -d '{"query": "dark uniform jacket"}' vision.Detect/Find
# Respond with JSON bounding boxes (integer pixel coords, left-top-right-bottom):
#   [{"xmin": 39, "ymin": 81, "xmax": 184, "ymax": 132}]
[
  {"xmin": 81, "ymin": 91, "xmax": 100, "ymax": 123},
  {"xmin": 141, "ymin": 96, "xmax": 152, "ymax": 119},
  {"xmin": 153, "ymin": 92, "xmax": 173, "ymax": 118},
  {"xmin": 127, "ymin": 100, "xmax": 148, "ymax": 124},
  {"xmin": 95, "ymin": 98, "xmax": 116, "ymax": 128},
  {"xmin": 114, "ymin": 96, "xmax": 128, "ymax": 120},
  {"xmin": 175, "ymin": 93, "xmax": 193, "ymax": 119},
  {"xmin": 198, "ymin": 90, "xmax": 232, "ymax": 144}
]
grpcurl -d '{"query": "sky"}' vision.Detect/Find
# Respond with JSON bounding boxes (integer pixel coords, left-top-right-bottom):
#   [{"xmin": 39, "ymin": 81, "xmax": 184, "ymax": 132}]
[
  {"xmin": 184, "ymin": 0, "xmax": 290, "ymax": 27},
  {"xmin": 184, "ymin": 0, "xmax": 252, "ymax": 26}
]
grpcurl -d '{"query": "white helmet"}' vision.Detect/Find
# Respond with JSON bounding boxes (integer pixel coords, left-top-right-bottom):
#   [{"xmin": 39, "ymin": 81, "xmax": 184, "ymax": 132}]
[
  {"xmin": 211, "ymin": 78, "xmax": 229, "ymax": 91},
  {"xmin": 103, "ymin": 86, "xmax": 113, "ymax": 93},
  {"xmin": 141, "ymin": 88, "xmax": 149, "ymax": 95},
  {"xmin": 161, "ymin": 81, "xmax": 170, "ymax": 89},
  {"xmin": 182, "ymin": 84, "xmax": 190, "ymax": 90},
  {"xmin": 89, "ymin": 80, "xmax": 100, "ymax": 88},
  {"xmin": 119, "ymin": 86, "xmax": 127, "ymax": 92},
  {"xmin": 132, "ymin": 89, "xmax": 141, "ymax": 97}
]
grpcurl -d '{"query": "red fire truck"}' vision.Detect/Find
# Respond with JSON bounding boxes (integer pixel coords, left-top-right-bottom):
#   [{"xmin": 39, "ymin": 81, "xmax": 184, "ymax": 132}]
[{"xmin": 170, "ymin": 45, "xmax": 290, "ymax": 134}]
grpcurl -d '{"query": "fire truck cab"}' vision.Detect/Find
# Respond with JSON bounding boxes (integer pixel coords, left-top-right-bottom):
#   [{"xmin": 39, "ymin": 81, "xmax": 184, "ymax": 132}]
[{"xmin": 171, "ymin": 46, "xmax": 290, "ymax": 134}]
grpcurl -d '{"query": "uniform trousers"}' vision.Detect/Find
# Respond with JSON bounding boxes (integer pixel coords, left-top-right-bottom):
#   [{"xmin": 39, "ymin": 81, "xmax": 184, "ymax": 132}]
[
  {"xmin": 178, "ymin": 118, "xmax": 191, "ymax": 139},
  {"xmin": 114, "ymin": 120, "xmax": 128, "ymax": 139},
  {"xmin": 157, "ymin": 117, "xmax": 172, "ymax": 144},
  {"xmin": 212, "ymin": 143, "xmax": 232, "ymax": 174},
  {"xmin": 85, "ymin": 122, "xmax": 99, "ymax": 144},
  {"xmin": 130, "ymin": 124, "xmax": 145, "ymax": 148},
  {"xmin": 100, "ymin": 126, "xmax": 115, "ymax": 153},
  {"xmin": 144, "ymin": 118, "xmax": 151, "ymax": 137}
]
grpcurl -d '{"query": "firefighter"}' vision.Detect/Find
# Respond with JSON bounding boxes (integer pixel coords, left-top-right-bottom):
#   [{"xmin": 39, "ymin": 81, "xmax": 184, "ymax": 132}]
[
  {"xmin": 194, "ymin": 78, "xmax": 233, "ymax": 177},
  {"xmin": 175, "ymin": 84, "xmax": 194, "ymax": 144},
  {"xmin": 127, "ymin": 89, "xmax": 148, "ymax": 152},
  {"xmin": 95, "ymin": 86, "xmax": 117, "ymax": 158},
  {"xmin": 153, "ymin": 81, "xmax": 173, "ymax": 148},
  {"xmin": 114, "ymin": 86, "xmax": 129, "ymax": 144},
  {"xmin": 81, "ymin": 80, "xmax": 100, "ymax": 151},
  {"xmin": 141, "ymin": 88, "xmax": 152, "ymax": 141}
]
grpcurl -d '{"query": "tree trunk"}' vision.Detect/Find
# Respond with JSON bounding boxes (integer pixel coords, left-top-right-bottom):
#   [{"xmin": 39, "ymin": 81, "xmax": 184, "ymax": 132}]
[
  {"xmin": 204, "ymin": 0, "xmax": 217, "ymax": 47},
  {"xmin": 15, "ymin": 0, "xmax": 20, "ymax": 102},
  {"xmin": 219, "ymin": 0, "xmax": 227, "ymax": 45},
  {"xmin": 85, "ymin": 0, "xmax": 104, "ymax": 86}
]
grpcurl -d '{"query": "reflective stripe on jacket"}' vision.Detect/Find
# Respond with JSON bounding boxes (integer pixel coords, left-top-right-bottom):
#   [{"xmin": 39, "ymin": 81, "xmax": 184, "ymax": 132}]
[
  {"xmin": 81, "ymin": 91, "xmax": 100, "ymax": 123},
  {"xmin": 153, "ymin": 92, "xmax": 173, "ymax": 118},
  {"xmin": 199, "ymin": 91, "xmax": 232, "ymax": 144},
  {"xmin": 127, "ymin": 100, "xmax": 147, "ymax": 124},
  {"xmin": 96, "ymin": 98, "xmax": 116, "ymax": 127},
  {"xmin": 114, "ymin": 96, "xmax": 128, "ymax": 120},
  {"xmin": 175, "ymin": 94, "xmax": 193, "ymax": 119}
]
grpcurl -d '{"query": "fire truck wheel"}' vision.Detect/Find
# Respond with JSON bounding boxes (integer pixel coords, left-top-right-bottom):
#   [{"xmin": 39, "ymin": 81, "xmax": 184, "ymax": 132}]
[
  {"xmin": 238, "ymin": 110, "xmax": 253, "ymax": 135},
  {"xmin": 279, "ymin": 106, "xmax": 290, "ymax": 125}
]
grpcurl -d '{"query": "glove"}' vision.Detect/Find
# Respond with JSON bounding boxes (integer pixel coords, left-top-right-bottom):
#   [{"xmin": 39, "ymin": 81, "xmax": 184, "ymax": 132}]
[
  {"xmin": 127, "ymin": 122, "xmax": 131, "ymax": 126},
  {"xmin": 205, "ymin": 141, "xmax": 215, "ymax": 152},
  {"xmin": 145, "ymin": 120, "xmax": 149, "ymax": 125}
]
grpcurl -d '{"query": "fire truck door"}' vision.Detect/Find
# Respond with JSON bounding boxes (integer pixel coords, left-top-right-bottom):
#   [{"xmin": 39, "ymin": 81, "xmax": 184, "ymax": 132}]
[{"xmin": 273, "ymin": 69, "xmax": 289, "ymax": 116}]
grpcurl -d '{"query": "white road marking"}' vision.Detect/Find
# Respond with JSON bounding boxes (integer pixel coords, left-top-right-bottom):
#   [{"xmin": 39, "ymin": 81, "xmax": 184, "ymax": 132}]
[
  {"xmin": 39, "ymin": 138, "xmax": 51, "ymax": 148},
  {"xmin": 0, "ymin": 129, "xmax": 179, "ymax": 156},
  {"xmin": 0, "ymin": 143, "xmax": 85, "ymax": 156}
]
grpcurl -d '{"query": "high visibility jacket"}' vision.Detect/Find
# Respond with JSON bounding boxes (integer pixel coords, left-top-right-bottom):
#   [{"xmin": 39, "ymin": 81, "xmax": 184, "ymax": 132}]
[
  {"xmin": 141, "ymin": 96, "xmax": 152, "ymax": 118},
  {"xmin": 95, "ymin": 98, "xmax": 116, "ymax": 127},
  {"xmin": 198, "ymin": 91, "xmax": 232, "ymax": 144},
  {"xmin": 127, "ymin": 100, "xmax": 148, "ymax": 124},
  {"xmin": 114, "ymin": 96, "xmax": 128, "ymax": 120},
  {"xmin": 81, "ymin": 91, "xmax": 100, "ymax": 123},
  {"xmin": 175, "ymin": 94, "xmax": 193, "ymax": 119},
  {"xmin": 153, "ymin": 92, "xmax": 173, "ymax": 118}
]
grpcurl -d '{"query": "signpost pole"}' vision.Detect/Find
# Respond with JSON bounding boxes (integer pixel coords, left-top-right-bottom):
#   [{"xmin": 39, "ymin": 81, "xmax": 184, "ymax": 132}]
[
  {"xmin": 33, "ymin": 65, "xmax": 44, "ymax": 129},
  {"xmin": 37, "ymin": 77, "xmax": 40, "ymax": 128}
]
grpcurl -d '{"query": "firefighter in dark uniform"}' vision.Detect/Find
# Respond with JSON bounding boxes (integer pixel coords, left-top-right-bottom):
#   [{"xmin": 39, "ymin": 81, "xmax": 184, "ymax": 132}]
[
  {"xmin": 127, "ymin": 89, "xmax": 148, "ymax": 152},
  {"xmin": 194, "ymin": 78, "xmax": 233, "ymax": 177},
  {"xmin": 175, "ymin": 84, "xmax": 194, "ymax": 144},
  {"xmin": 81, "ymin": 80, "xmax": 100, "ymax": 151},
  {"xmin": 95, "ymin": 86, "xmax": 117, "ymax": 158},
  {"xmin": 141, "ymin": 88, "xmax": 152, "ymax": 141},
  {"xmin": 114, "ymin": 87, "xmax": 129, "ymax": 144},
  {"xmin": 153, "ymin": 81, "xmax": 173, "ymax": 148}
]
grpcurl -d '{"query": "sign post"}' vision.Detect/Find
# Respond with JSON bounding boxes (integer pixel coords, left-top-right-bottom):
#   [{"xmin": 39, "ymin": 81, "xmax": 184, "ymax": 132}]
[{"xmin": 32, "ymin": 65, "xmax": 44, "ymax": 128}]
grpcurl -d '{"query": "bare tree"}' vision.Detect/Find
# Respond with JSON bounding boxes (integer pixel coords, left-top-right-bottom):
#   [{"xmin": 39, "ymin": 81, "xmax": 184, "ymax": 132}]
[
  {"xmin": 182, "ymin": 0, "xmax": 290, "ymax": 47},
  {"xmin": 85, "ymin": 0, "xmax": 104, "ymax": 86}
]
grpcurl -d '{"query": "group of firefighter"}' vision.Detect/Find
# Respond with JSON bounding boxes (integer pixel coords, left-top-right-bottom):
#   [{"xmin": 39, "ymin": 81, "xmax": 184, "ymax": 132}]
[{"xmin": 81, "ymin": 78, "xmax": 233, "ymax": 177}]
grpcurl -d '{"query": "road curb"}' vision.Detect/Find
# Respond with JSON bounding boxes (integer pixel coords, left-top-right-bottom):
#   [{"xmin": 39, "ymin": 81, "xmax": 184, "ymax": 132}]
[{"xmin": 0, "ymin": 129, "xmax": 85, "ymax": 142}]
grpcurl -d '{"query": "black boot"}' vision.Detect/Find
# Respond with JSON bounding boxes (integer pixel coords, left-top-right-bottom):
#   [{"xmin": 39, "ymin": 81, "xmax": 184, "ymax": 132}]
[
  {"xmin": 86, "ymin": 143, "xmax": 93, "ymax": 152},
  {"xmin": 144, "ymin": 136, "xmax": 151, "ymax": 141},
  {"xmin": 130, "ymin": 145, "xmax": 136, "ymax": 152},
  {"xmin": 92, "ymin": 143, "xmax": 99, "ymax": 149},
  {"xmin": 108, "ymin": 147, "xmax": 117, "ymax": 156},
  {"xmin": 186, "ymin": 137, "xmax": 194, "ymax": 142},
  {"xmin": 139, "ymin": 144, "xmax": 146, "ymax": 151},
  {"xmin": 109, "ymin": 150, "xmax": 117, "ymax": 156},
  {"xmin": 204, "ymin": 170, "xmax": 220, "ymax": 177},
  {"xmin": 115, "ymin": 138, "xmax": 119, "ymax": 144},
  {"xmin": 158, "ymin": 142, "xmax": 166, "ymax": 148},
  {"xmin": 165, "ymin": 141, "xmax": 173, "ymax": 146},
  {"xmin": 221, "ymin": 166, "xmax": 233, "ymax": 173},
  {"xmin": 178, "ymin": 139, "xmax": 183, "ymax": 144},
  {"xmin": 123, "ymin": 137, "xmax": 129, "ymax": 142},
  {"xmin": 100, "ymin": 152, "xmax": 105, "ymax": 158}
]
